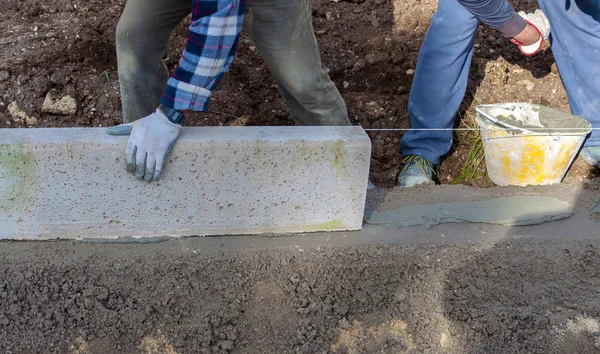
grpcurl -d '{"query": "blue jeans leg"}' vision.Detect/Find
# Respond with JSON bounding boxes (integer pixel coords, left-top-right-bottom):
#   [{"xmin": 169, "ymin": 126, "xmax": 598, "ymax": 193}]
[
  {"xmin": 400, "ymin": 0, "xmax": 480, "ymax": 164},
  {"xmin": 539, "ymin": 0, "xmax": 600, "ymax": 147}
]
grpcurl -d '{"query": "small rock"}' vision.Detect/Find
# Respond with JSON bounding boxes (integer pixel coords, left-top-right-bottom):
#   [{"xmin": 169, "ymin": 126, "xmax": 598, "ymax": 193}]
[
  {"xmin": 8, "ymin": 102, "xmax": 25, "ymax": 122},
  {"xmin": 27, "ymin": 5, "xmax": 43, "ymax": 16},
  {"xmin": 352, "ymin": 60, "xmax": 366, "ymax": 72},
  {"xmin": 370, "ymin": 16, "xmax": 380, "ymax": 28},
  {"xmin": 489, "ymin": 49, "xmax": 496, "ymax": 53},
  {"xmin": 0, "ymin": 70, "xmax": 9, "ymax": 82},
  {"xmin": 50, "ymin": 71, "xmax": 67, "ymax": 86},
  {"xmin": 229, "ymin": 115, "xmax": 249, "ymax": 126},
  {"xmin": 339, "ymin": 318, "xmax": 352, "ymax": 329},
  {"xmin": 552, "ymin": 89, "xmax": 558, "ymax": 94},
  {"xmin": 18, "ymin": 74, "xmax": 30, "ymax": 84},
  {"xmin": 220, "ymin": 340, "xmax": 234, "ymax": 351},
  {"xmin": 373, "ymin": 138, "xmax": 385, "ymax": 146},
  {"xmin": 42, "ymin": 93, "xmax": 77, "ymax": 115},
  {"xmin": 406, "ymin": 69, "xmax": 415, "ymax": 75},
  {"xmin": 325, "ymin": 11, "xmax": 333, "ymax": 20},
  {"xmin": 7, "ymin": 101, "xmax": 38, "ymax": 126},
  {"xmin": 26, "ymin": 116, "xmax": 38, "ymax": 126},
  {"xmin": 526, "ymin": 82, "xmax": 536, "ymax": 91},
  {"xmin": 316, "ymin": 29, "xmax": 327, "ymax": 35},
  {"xmin": 343, "ymin": 81, "xmax": 350, "ymax": 89},
  {"xmin": 365, "ymin": 53, "xmax": 376, "ymax": 65},
  {"xmin": 352, "ymin": 7, "xmax": 363, "ymax": 14}
]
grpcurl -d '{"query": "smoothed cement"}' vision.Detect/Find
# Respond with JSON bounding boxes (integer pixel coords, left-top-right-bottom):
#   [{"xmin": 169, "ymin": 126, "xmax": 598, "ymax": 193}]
[{"xmin": 364, "ymin": 196, "xmax": 573, "ymax": 228}]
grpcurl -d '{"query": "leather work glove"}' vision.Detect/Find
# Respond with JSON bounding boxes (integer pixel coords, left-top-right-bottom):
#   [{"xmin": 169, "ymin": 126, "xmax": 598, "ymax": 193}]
[
  {"xmin": 511, "ymin": 9, "xmax": 551, "ymax": 56},
  {"xmin": 106, "ymin": 109, "xmax": 181, "ymax": 182}
]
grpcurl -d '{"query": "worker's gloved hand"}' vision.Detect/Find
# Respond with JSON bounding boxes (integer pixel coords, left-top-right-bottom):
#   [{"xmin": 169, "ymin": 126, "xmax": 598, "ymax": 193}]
[
  {"xmin": 106, "ymin": 109, "xmax": 181, "ymax": 182},
  {"xmin": 512, "ymin": 9, "xmax": 551, "ymax": 56}
]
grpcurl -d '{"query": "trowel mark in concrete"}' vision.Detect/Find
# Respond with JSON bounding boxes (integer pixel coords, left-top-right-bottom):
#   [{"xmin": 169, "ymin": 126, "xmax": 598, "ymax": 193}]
[{"xmin": 364, "ymin": 196, "xmax": 573, "ymax": 229}]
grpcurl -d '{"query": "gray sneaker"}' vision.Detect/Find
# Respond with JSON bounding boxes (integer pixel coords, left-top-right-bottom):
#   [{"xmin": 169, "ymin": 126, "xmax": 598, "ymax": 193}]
[
  {"xmin": 398, "ymin": 155, "xmax": 434, "ymax": 187},
  {"xmin": 580, "ymin": 147, "xmax": 600, "ymax": 168}
]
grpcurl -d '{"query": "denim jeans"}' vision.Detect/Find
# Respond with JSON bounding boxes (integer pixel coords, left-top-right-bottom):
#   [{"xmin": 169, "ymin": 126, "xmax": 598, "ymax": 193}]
[{"xmin": 401, "ymin": 0, "xmax": 600, "ymax": 164}]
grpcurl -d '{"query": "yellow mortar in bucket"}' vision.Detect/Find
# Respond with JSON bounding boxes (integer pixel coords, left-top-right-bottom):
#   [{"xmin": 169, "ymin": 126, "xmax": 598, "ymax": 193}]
[{"xmin": 475, "ymin": 103, "xmax": 591, "ymax": 186}]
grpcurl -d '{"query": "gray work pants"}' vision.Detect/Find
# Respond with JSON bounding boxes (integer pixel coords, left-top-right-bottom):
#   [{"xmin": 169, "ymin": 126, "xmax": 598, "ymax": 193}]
[{"xmin": 115, "ymin": 0, "xmax": 350, "ymax": 126}]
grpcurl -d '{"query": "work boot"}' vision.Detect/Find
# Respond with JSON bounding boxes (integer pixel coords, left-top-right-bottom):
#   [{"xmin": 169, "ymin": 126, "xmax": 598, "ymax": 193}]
[
  {"xmin": 580, "ymin": 147, "xmax": 600, "ymax": 168},
  {"xmin": 398, "ymin": 155, "xmax": 434, "ymax": 187}
]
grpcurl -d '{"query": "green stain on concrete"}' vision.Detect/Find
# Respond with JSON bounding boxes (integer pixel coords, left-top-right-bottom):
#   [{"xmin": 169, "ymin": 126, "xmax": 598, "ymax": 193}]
[
  {"xmin": 0, "ymin": 144, "xmax": 37, "ymax": 212},
  {"xmin": 66, "ymin": 142, "xmax": 72, "ymax": 158},
  {"xmin": 255, "ymin": 141, "xmax": 261, "ymax": 159},
  {"xmin": 307, "ymin": 219, "xmax": 345, "ymax": 232},
  {"xmin": 332, "ymin": 140, "xmax": 347, "ymax": 178},
  {"xmin": 333, "ymin": 156, "xmax": 343, "ymax": 175}
]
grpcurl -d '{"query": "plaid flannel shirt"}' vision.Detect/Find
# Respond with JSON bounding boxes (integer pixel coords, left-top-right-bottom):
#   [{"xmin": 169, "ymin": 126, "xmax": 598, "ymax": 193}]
[{"xmin": 160, "ymin": 0, "xmax": 245, "ymax": 112}]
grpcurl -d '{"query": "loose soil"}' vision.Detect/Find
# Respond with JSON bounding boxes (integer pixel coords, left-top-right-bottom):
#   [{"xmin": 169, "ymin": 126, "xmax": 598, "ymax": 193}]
[
  {"xmin": 2, "ymin": 0, "xmax": 598, "ymax": 186},
  {"xmin": 1, "ymin": 234, "xmax": 600, "ymax": 354}
]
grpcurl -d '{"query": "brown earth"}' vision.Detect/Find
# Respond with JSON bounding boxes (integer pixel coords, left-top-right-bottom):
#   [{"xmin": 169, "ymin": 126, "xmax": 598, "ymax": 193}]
[
  {"xmin": 1, "ymin": 0, "xmax": 598, "ymax": 187},
  {"xmin": 1, "ymin": 234, "xmax": 600, "ymax": 354}
]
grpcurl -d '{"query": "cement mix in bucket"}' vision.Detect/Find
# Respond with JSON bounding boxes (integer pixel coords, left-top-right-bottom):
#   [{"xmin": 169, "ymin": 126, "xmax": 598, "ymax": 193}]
[
  {"xmin": 479, "ymin": 103, "xmax": 591, "ymax": 134},
  {"xmin": 364, "ymin": 196, "xmax": 573, "ymax": 228}
]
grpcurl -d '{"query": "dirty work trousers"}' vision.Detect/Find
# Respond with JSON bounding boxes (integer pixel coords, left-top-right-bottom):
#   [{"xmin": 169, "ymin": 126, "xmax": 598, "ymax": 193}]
[
  {"xmin": 116, "ymin": 0, "xmax": 349, "ymax": 126},
  {"xmin": 400, "ymin": 0, "xmax": 600, "ymax": 165}
]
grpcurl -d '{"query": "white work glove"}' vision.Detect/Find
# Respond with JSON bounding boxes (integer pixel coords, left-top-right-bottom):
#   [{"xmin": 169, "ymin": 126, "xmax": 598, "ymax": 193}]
[
  {"xmin": 106, "ymin": 109, "xmax": 181, "ymax": 182},
  {"xmin": 512, "ymin": 9, "xmax": 551, "ymax": 56}
]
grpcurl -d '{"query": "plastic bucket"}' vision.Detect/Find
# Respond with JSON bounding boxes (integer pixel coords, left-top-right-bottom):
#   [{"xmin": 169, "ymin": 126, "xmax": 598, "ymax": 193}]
[{"xmin": 475, "ymin": 103, "xmax": 592, "ymax": 186}]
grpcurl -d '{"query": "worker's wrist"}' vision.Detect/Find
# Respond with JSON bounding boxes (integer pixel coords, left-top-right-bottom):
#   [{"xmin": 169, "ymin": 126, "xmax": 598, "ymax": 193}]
[
  {"xmin": 510, "ymin": 21, "xmax": 544, "ymax": 56},
  {"xmin": 158, "ymin": 104, "xmax": 185, "ymax": 124},
  {"xmin": 512, "ymin": 23, "xmax": 541, "ymax": 46}
]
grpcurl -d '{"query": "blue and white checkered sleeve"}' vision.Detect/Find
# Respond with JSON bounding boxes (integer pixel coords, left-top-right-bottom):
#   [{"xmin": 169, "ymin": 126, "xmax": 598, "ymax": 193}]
[{"xmin": 160, "ymin": 0, "xmax": 245, "ymax": 112}]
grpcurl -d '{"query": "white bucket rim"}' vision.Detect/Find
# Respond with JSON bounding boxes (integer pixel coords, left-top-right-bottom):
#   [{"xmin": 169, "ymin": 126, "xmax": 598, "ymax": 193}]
[{"xmin": 475, "ymin": 102, "xmax": 592, "ymax": 136}]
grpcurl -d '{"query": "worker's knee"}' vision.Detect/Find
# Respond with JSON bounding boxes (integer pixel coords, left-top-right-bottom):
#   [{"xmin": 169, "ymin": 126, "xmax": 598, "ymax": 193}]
[
  {"xmin": 115, "ymin": 15, "xmax": 142, "ymax": 54},
  {"xmin": 279, "ymin": 68, "xmax": 329, "ymax": 104}
]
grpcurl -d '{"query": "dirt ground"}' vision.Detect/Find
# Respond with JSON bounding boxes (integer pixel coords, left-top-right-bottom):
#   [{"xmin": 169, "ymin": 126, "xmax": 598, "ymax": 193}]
[
  {"xmin": 1, "ymin": 0, "xmax": 598, "ymax": 186},
  {"xmin": 1, "ymin": 234, "xmax": 600, "ymax": 354}
]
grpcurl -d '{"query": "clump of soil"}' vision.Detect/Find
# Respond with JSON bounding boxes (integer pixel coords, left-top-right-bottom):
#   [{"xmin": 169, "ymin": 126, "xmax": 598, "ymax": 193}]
[{"xmin": 0, "ymin": 0, "xmax": 597, "ymax": 186}]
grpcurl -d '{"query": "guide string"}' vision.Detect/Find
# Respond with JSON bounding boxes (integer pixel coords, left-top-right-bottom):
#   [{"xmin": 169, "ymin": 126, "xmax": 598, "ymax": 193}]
[{"xmin": 362, "ymin": 127, "xmax": 600, "ymax": 131}]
